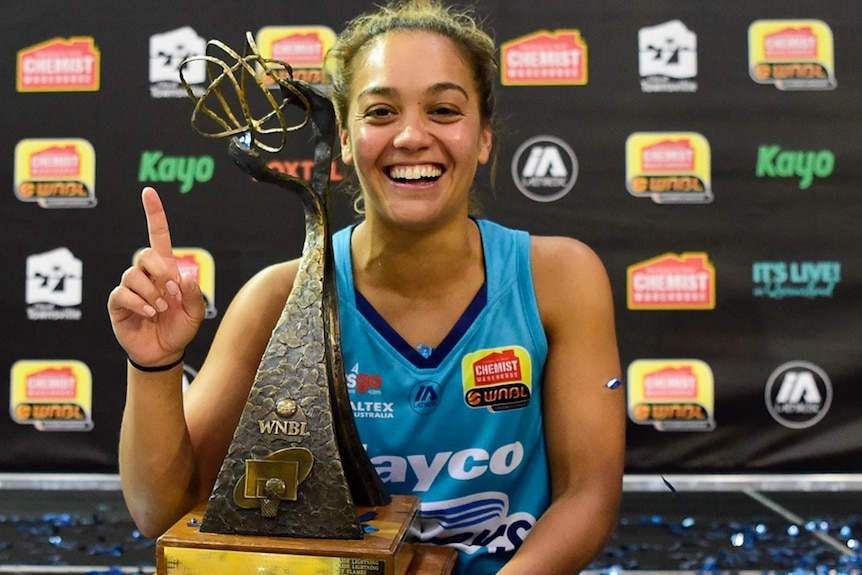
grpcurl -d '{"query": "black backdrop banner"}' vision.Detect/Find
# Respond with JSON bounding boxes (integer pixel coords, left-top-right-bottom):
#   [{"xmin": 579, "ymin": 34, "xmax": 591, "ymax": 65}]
[{"xmin": 2, "ymin": 1, "xmax": 860, "ymax": 475}]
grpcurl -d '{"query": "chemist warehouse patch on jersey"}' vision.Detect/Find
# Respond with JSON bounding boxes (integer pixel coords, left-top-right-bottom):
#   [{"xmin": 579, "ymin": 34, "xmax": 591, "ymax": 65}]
[{"xmin": 462, "ymin": 347, "xmax": 534, "ymax": 412}]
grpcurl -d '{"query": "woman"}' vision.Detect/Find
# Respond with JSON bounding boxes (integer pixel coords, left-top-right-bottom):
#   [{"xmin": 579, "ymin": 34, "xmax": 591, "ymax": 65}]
[{"xmin": 108, "ymin": 1, "xmax": 625, "ymax": 573}]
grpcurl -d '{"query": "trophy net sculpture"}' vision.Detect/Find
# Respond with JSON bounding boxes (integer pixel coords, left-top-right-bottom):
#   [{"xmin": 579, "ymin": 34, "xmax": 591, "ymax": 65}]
[{"xmin": 178, "ymin": 33, "xmax": 390, "ymax": 539}]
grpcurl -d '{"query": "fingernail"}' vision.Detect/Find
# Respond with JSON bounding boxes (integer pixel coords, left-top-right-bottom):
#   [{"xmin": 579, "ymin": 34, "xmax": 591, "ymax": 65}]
[
  {"xmin": 165, "ymin": 280, "xmax": 179, "ymax": 295},
  {"xmin": 155, "ymin": 298, "xmax": 168, "ymax": 312},
  {"xmin": 143, "ymin": 305, "xmax": 157, "ymax": 317}
]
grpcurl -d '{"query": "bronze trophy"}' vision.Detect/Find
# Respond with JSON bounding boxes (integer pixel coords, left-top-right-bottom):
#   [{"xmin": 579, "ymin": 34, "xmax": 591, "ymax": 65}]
[{"xmin": 154, "ymin": 34, "xmax": 455, "ymax": 575}]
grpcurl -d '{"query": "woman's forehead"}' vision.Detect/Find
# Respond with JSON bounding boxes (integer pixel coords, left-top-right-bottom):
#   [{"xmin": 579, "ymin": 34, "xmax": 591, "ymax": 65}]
[{"xmin": 351, "ymin": 30, "xmax": 475, "ymax": 93}]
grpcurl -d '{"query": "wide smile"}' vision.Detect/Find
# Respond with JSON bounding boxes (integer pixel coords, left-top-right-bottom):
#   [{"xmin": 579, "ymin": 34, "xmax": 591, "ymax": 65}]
[{"xmin": 388, "ymin": 164, "xmax": 444, "ymax": 183}]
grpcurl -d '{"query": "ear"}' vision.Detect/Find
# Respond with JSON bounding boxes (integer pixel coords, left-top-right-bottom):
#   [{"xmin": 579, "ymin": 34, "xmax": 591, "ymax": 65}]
[
  {"xmin": 339, "ymin": 126, "xmax": 354, "ymax": 165},
  {"xmin": 477, "ymin": 123, "xmax": 493, "ymax": 165}
]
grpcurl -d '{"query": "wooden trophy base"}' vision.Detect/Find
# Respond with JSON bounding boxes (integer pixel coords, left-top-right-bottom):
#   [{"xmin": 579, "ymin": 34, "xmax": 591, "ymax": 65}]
[{"xmin": 156, "ymin": 495, "xmax": 456, "ymax": 575}]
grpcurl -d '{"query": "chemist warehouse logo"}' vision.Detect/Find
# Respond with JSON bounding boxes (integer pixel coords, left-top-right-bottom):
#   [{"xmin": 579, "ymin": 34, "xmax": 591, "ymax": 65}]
[
  {"xmin": 501, "ymin": 29, "xmax": 588, "ymax": 86},
  {"xmin": 626, "ymin": 132, "xmax": 712, "ymax": 204},
  {"xmin": 10, "ymin": 360, "xmax": 94, "ymax": 431},
  {"xmin": 462, "ymin": 347, "xmax": 533, "ymax": 412},
  {"xmin": 765, "ymin": 361, "xmax": 832, "ymax": 429},
  {"xmin": 628, "ymin": 253, "xmax": 716, "ymax": 310},
  {"xmin": 511, "ymin": 136, "xmax": 578, "ymax": 202},
  {"xmin": 15, "ymin": 139, "xmax": 97, "ymax": 208},
  {"xmin": 255, "ymin": 26, "xmax": 337, "ymax": 93},
  {"xmin": 748, "ymin": 19, "xmax": 837, "ymax": 91},
  {"xmin": 17, "ymin": 37, "xmax": 100, "ymax": 92},
  {"xmin": 134, "ymin": 248, "xmax": 218, "ymax": 319}
]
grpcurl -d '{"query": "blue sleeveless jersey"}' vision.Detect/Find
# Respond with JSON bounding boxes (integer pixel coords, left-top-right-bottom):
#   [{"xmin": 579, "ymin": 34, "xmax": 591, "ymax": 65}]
[{"xmin": 334, "ymin": 219, "xmax": 551, "ymax": 575}]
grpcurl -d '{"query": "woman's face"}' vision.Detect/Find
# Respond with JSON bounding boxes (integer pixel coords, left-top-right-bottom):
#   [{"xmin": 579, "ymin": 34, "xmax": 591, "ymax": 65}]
[{"xmin": 339, "ymin": 30, "xmax": 493, "ymax": 230}]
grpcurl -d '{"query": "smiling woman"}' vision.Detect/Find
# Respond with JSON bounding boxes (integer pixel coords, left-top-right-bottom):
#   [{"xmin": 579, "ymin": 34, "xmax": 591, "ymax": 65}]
[{"xmin": 108, "ymin": 2, "xmax": 624, "ymax": 575}]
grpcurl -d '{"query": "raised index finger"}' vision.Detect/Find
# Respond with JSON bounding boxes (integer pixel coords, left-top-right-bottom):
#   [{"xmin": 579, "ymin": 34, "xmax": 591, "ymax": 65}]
[{"xmin": 141, "ymin": 187, "xmax": 175, "ymax": 258}]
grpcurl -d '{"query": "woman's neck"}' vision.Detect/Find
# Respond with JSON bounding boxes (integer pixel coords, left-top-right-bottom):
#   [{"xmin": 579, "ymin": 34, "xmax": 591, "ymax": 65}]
[{"xmin": 351, "ymin": 216, "xmax": 483, "ymax": 297}]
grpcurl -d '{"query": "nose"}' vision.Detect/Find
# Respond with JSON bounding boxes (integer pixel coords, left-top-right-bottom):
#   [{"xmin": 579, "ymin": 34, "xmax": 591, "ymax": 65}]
[{"xmin": 392, "ymin": 112, "xmax": 432, "ymax": 150}]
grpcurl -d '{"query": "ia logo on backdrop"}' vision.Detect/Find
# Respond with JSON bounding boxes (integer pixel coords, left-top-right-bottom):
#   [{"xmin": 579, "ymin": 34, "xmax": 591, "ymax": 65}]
[
  {"xmin": 511, "ymin": 135, "xmax": 578, "ymax": 202},
  {"xmin": 764, "ymin": 361, "xmax": 832, "ymax": 429}
]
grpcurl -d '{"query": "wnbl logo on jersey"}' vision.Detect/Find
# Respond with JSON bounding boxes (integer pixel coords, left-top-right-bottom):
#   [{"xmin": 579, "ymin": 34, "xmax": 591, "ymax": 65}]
[{"xmin": 418, "ymin": 492, "xmax": 536, "ymax": 554}]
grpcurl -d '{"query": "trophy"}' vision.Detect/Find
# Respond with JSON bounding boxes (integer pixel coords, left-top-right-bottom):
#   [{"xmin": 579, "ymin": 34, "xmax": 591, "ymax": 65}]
[{"xmin": 154, "ymin": 34, "xmax": 455, "ymax": 575}]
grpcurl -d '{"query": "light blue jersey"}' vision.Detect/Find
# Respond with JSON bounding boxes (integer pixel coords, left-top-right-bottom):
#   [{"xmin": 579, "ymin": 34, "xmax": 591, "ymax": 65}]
[{"xmin": 334, "ymin": 219, "xmax": 551, "ymax": 575}]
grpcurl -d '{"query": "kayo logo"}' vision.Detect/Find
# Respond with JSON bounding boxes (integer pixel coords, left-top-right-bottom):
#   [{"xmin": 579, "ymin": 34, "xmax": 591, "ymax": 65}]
[
  {"xmin": 138, "ymin": 151, "xmax": 214, "ymax": 193},
  {"xmin": 755, "ymin": 145, "xmax": 834, "ymax": 189},
  {"xmin": 511, "ymin": 135, "xmax": 578, "ymax": 202}
]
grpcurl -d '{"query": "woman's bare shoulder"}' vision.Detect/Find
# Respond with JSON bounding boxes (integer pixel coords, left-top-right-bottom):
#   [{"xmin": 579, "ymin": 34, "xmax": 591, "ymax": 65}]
[{"xmin": 529, "ymin": 235, "xmax": 613, "ymax": 325}]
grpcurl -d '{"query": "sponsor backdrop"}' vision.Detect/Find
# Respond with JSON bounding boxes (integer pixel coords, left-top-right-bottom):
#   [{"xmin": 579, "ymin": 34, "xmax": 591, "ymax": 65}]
[{"xmin": 2, "ymin": 0, "xmax": 860, "ymax": 476}]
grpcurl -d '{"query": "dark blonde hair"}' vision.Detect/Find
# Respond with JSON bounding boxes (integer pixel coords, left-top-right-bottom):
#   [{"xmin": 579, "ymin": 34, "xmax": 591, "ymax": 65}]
[
  {"xmin": 328, "ymin": 0, "xmax": 497, "ymax": 128},
  {"xmin": 327, "ymin": 0, "xmax": 498, "ymax": 214}
]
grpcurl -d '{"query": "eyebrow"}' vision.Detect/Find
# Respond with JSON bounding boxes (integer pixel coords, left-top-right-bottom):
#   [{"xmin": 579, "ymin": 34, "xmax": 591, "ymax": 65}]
[{"xmin": 356, "ymin": 81, "xmax": 470, "ymax": 101}]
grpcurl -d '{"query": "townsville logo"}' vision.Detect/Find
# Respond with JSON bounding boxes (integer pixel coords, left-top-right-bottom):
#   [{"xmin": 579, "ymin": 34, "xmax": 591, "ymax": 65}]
[
  {"xmin": 638, "ymin": 20, "xmax": 698, "ymax": 93},
  {"xmin": 149, "ymin": 27, "xmax": 207, "ymax": 99},
  {"xmin": 755, "ymin": 145, "xmax": 834, "ymax": 189},
  {"xmin": 26, "ymin": 248, "xmax": 83, "ymax": 321},
  {"xmin": 138, "ymin": 151, "xmax": 214, "ymax": 193},
  {"xmin": 511, "ymin": 135, "xmax": 578, "ymax": 202}
]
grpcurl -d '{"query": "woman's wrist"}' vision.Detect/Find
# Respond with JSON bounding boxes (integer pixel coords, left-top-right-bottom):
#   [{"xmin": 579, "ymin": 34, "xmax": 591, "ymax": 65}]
[{"xmin": 127, "ymin": 353, "xmax": 185, "ymax": 372}]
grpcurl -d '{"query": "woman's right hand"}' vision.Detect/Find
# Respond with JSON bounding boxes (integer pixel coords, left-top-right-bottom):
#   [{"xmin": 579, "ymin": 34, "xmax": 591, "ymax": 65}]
[{"xmin": 108, "ymin": 187, "xmax": 206, "ymax": 368}]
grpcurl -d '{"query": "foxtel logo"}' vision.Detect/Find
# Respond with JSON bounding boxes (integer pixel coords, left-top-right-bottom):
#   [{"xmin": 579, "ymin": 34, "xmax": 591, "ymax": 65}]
[{"xmin": 627, "ymin": 253, "xmax": 715, "ymax": 310}]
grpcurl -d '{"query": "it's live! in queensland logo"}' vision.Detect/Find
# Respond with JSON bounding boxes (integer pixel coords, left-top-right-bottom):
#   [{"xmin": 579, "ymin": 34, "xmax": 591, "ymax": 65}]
[
  {"xmin": 462, "ymin": 347, "xmax": 533, "ymax": 412},
  {"xmin": 628, "ymin": 252, "xmax": 716, "ymax": 310}
]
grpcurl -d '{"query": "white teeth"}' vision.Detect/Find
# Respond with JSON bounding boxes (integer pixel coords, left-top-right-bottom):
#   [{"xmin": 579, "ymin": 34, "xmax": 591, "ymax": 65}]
[{"xmin": 390, "ymin": 165, "xmax": 442, "ymax": 180}]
